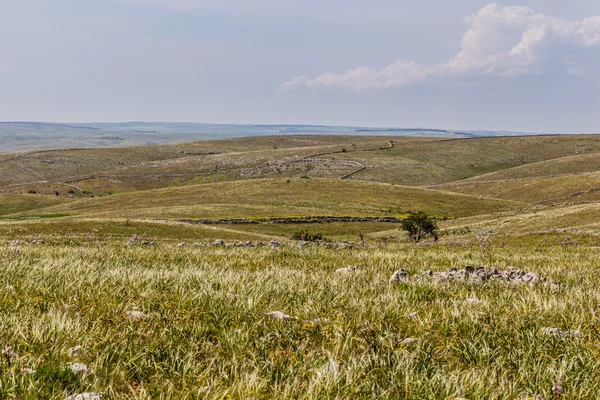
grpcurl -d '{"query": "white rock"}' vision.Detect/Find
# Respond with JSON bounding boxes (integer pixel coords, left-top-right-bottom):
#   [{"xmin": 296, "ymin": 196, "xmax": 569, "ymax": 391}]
[
  {"xmin": 400, "ymin": 337, "xmax": 420, "ymax": 345},
  {"xmin": 126, "ymin": 310, "xmax": 146, "ymax": 321},
  {"xmin": 266, "ymin": 311, "xmax": 294, "ymax": 320},
  {"xmin": 466, "ymin": 298, "xmax": 481, "ymax": 304},
  {"xmin": 336, "ymin": 266, "xmax": 357, "ymax": 273},
  {"xmin": 70, "ymin": 363, "xmax": 88, "ymax": 375},
  {"xmin": 390, "ymin": 269, "xmax": 408, "ymax": 282},
  {"xmin": 542, "ymin": 327, "xmax": 583, "ymax": 337},
  {"xmin": 64, "ymin": 393, "xmax": 104, "ymax": 400}
]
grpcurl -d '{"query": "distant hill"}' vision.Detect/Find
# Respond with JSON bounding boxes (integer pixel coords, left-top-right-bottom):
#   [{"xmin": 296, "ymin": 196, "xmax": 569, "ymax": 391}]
[{"xmin": 0, "ymin": 121, "xmax": 539, "ymax": 153}]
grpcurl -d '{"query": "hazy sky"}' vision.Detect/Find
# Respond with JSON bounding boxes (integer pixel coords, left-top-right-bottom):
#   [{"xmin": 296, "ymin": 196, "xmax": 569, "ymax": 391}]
[{"xmin": 0, "ymin": 1, "xmax": 598, "ymax": 132}]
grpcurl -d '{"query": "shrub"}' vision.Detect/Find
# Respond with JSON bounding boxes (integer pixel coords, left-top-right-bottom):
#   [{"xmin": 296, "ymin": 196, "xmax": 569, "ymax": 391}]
[
  {"xmin": 401, "ymin": 211, "xmax": 438, "ymax": 243},
  {"xmin": 291, "ymin": 230, "xmax": 325, "ymax": 242}
]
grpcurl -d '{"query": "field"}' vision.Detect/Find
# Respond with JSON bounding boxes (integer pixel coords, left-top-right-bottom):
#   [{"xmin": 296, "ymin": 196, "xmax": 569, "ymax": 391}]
[{"xmin": 1, "ymin": 133, "xmax": 600, "ymax": 398}]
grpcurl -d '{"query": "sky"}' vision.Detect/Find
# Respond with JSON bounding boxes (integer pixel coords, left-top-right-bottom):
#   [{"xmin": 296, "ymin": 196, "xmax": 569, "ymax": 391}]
[{"xmin": 0, "ymin": 0, "xmax": 598, "ymax": 133}]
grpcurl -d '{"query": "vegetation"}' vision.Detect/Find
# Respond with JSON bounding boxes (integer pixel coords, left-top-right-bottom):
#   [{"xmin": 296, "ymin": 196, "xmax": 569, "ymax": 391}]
[
  {"xmin": 0, "ymin": 242, "xmax": 599, "ymax": 398},
  {"xmin": 401, "ymin": 211, "xmax": 438, "ymax": 243},
  {"xmin": 1, "ymin": 133, "xmax": 600, "ymax": 397},
  {"xmin": 291, "ymin": 230, "xmax": 326, "ymax": 242}
]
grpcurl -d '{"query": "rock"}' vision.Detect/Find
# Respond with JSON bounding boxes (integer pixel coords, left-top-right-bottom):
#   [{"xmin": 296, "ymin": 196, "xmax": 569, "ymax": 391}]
[
  {"xmin": 269, "ymin": 240, "xmax": 282, "ymax": 247},
  {"xmin": 551, "ymin": 380, "xmax": 563, "ymax": 396},
  {"xmin": 68, "ymin": 345, "xmax": 84, "ymax": 358},
  {"xmin": 542, "ymin": 327, "xmax": 583, "ymax": 337},
  {"xmin": 64, "ymin": 393, "xmax": 104, "ymax": 400},
  {"xmin": 466, "ymin": 298, "xmax": 481, "ymax": 304},
  {"xmin": 22, "ymin": 367, "xmax": 36, "ymax": 374},
  {"xmin": 125, "ymin": 310, "xmax": 146, "ymax": 321},
  {"xmin": 400, "ymin": 337, "xmax": 420, "ymax": 345},
  {"xmin": 336, "ymin": 266, "xmax": 357, "ymax": 273},
  {"xmin": 70, "ymin": 363, "xmax": 88, "ymax": 375},
  {"xmin": 416, "ymin": 266, "xmax": 549, "ymax": 285},
  {"xmin": 2, "ymin": 345, "xmax": 17, "ymax": 361},
  {"xmin": 390, "ymin": 269, "xmax": 408, "ymax": 282},
  {"xmin": 213, "ymin": 239, "xmax": 225, "ymax": 246},
  {"xmin": 266, "ymin": 311, "xmax": 295, "ymax": 320},
  {"xmin": 406, "ymin": 312, "xmax": 418, "ymax": 320}
]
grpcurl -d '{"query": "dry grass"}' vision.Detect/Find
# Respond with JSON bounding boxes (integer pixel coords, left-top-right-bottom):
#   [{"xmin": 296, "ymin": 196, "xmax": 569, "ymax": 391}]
[
  {"xmin": 23, "ymin": 178, "xmax": 528, "ymax": 220},
  {"xmin": 1, "ymin": 242, "xmax": 600, "ymax": 398}
]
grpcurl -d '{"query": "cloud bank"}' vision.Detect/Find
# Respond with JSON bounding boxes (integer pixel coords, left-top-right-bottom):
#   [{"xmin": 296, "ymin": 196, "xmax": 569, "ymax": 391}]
[{"xmin": 280, "ymin": 3, "xmax": 600, "ymax": 91}]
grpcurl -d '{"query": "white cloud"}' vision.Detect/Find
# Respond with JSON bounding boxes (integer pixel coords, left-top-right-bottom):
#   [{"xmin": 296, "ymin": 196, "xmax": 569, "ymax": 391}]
[{"xmin": 280, "ymin": 3, "xmax": 600, "ymax": 91}]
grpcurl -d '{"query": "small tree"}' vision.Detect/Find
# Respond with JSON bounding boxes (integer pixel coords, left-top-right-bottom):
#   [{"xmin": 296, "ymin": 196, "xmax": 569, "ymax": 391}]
[{"xmin": 401, "ymin": 211, "xmax": 437, "ymax": 243}]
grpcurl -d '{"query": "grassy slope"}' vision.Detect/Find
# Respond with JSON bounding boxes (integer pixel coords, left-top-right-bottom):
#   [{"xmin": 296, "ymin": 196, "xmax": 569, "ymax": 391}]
[
  {"xmin": 32, "ymin": 178, "xmax": 528, "ymax": 220},
  {"xmin": 465, "ymin": 151, "xmax": 600, "ymax": 181},
  {"xmin": 433, "ymin": 172, "xmax": 600, "ymax": 204},
  {"xmin": 0, "ymin": 193, "xmax": 71, "ymax": 216},
  {"xmin": 333, "ymin": 134, "xmax": 600, "ymax": 185},
  {"xmin": 0, "ymin": 136, "xmax": 403, "ymax": 187},
  {"xmin": 3, "ymin": 135, "xmax": 600, "ymax": 196}
]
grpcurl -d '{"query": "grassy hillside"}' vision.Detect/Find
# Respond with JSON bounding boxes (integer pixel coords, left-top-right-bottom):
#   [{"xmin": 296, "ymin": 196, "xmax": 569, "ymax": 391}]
[
  {"xmin": 465, "ymin": 151, "xmax": 600, "ymax": 181},
  {"xmin": 441, "ymin": 202, "xmax": 600, "ymax": 237},
  {"xmin": 32, "ymin": 178, "xmax": 528, "ymax": 220},
  {"xmin": 332, "ymin": 134, "xmax": 600, "ymax": 185},
  {"xmin": 3, "ymin": 135, "xmax": 600, "ymax": 198},
  {"xmin": 4, "ymin": 134, "xmax": 600, "ymax": 398},
  {"xmin": 434, "ymin": 172, "xmax": 600, "ymax": 204},
  {"xmin": 0, "ymin": 193, "xmax": 71, "ymax": 216}
]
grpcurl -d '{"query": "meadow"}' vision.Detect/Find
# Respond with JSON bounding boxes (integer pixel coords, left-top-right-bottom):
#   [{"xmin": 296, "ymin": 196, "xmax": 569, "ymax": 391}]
[
  {"xmin": 2, "ymin": 241, "xmax": 600, "ymax": 399},
  {"xmin": 2, "ymin": 133, "xmax": 600, "ymax": 398}
]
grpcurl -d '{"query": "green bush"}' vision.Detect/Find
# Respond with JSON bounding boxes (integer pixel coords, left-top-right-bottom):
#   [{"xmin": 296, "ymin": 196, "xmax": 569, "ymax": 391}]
[
  {"xmin": 291, "ymin": 230, "xmax": 325, "ymax": 242},
  {"xmin": 401, "ymin": 211, "xmax": 438, "ymax": 243}
]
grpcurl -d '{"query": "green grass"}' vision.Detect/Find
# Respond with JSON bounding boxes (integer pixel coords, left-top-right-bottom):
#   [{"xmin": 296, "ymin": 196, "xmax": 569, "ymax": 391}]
[
  {"xmin": 3, "ymin": 134, "xmax": 600, "ymax": 398},
  {"xmin": 1, "ymin": 243, "xmax": 600, "ymax": 398},
  {"xmin": 28, "ymin": 178, "xmax": 528, "ymax": 220},
  {"xmin": 433, "ymin": 172, "xmax": 600, "ymax": 204},
  {"xmin": 0, "ymin": 194, "xmax": 71, "ymax": 216}
]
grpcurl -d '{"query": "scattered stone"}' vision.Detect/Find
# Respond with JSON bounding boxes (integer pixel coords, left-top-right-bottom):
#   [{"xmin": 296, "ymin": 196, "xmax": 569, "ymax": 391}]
[
  {"xmin": 390, "ymin": 269, "xmax": 408, "ymax": 282},
  {"xmin": 2, "ymin": 345, "xmax": 17, "ymax": 362},
  {"xmin": 551, "ymin": 380, "xmax": 563, "ymax": 396},
  {"xmin": 126, "ymin": 310, "xmax": 147, "ymax": 321},
  {"xmin": 70, "ymin": 363, "xmax": 89, "ymax": 375},
  {"xmin": 542, "ymin": 327, "xmax": 583, "ymax": 337},
  {"xmin": 409, "ymin": 266, "xmax": 552, "ymax": 285},
  {"xmin": 269, "ymin": 240, "xmax": 282, "ymax": 247},
  {"xmin": 400, "ymin": 337, "xmax": 420, "ymax": 345},
  {"xmin": 466, "ymin": 298, "xmax": 482, "ymax": 304},
  {"xmin": 266, "ymin": 311, "xmax": 295, "ymax": 321},
  {"xmin": 68, "ymin": 345, "xmax": 84, "ymax": 358},
  {"xmin": 176, "ymin": 242, "xmax": 188, "ymax": 247},
  {"xmin": 64, "ymin": 393, "xmax": 104, "ymax": 400},
  {"xmin": 213, "ymin": 239, "xmax": 225, "ymax": 246},
  {"xmin": 336, "ymin": 266, "xmax": 357, "ymax": 273}
]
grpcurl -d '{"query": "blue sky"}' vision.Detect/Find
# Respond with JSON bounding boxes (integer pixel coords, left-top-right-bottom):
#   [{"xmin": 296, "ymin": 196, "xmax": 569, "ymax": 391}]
[{"xmin": 0, "ymin": 0, "xmax": 598, "ymax": 132}]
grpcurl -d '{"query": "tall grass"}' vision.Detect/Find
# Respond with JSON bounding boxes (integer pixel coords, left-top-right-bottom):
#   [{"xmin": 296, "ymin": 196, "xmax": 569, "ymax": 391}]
[{"xmin": 0, "ymin": 243, "xmax": 599, "ymax": 398}]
